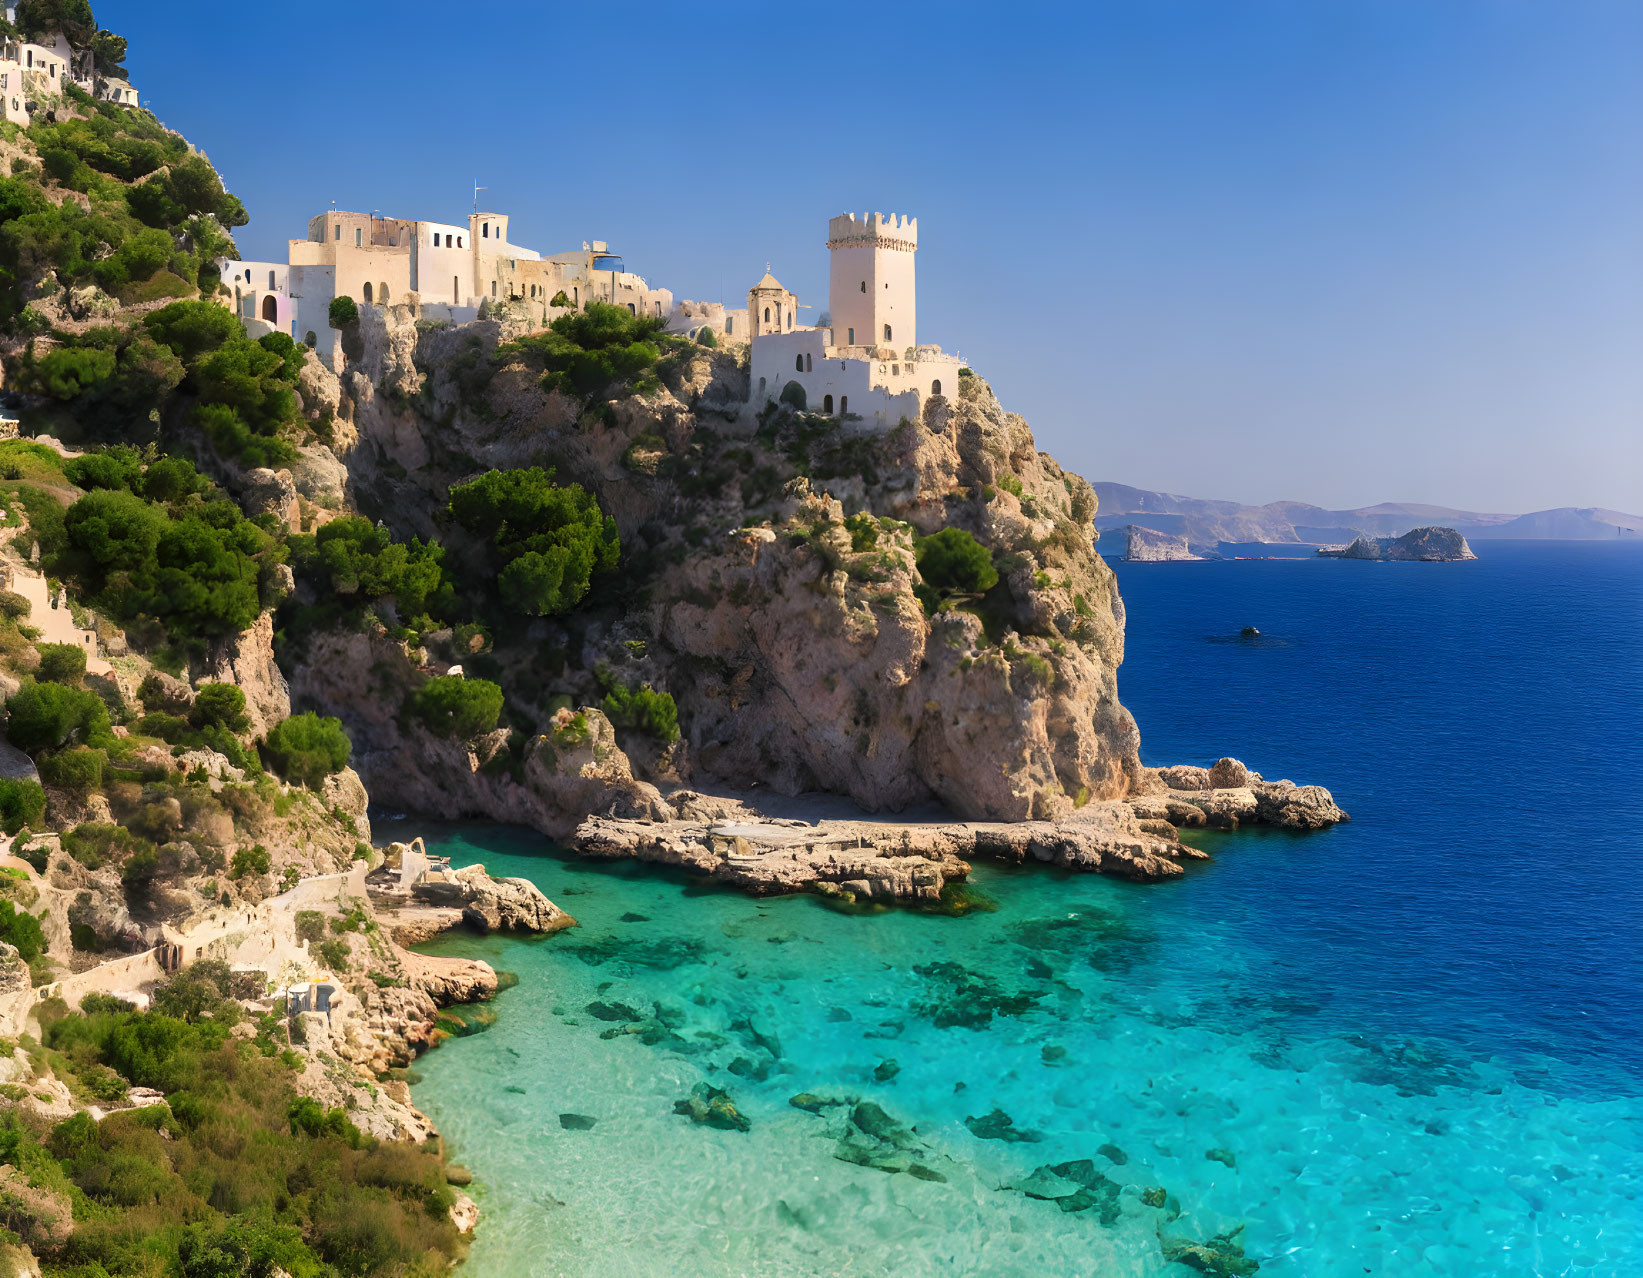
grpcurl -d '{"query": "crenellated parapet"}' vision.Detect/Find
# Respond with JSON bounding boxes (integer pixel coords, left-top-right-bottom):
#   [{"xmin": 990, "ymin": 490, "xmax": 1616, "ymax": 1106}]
[{"xmin": 826, "ymin": 211, "xmax": 918, "ymax": 253}]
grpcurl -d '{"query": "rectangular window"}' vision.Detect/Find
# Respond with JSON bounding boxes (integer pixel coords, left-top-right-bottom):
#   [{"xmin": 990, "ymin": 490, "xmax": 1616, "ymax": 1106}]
[
  {"xmin": 457, "ymin": 236, "xmax": 463, "ymax": 247},
  {"xmin": 847, "ymin": 327, "xmax": 855, "ymax": 344},
  {"xmin": 483, "ymin": 224, "xmax": 489, "ymax": 238},
  {"xmin": 354, "ymin": 228, "xmax": 361, "ymax": 247}
]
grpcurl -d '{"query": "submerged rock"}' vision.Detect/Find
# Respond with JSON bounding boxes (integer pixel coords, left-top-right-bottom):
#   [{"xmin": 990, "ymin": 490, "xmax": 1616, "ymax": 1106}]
[
  {"xmin": 1012, "ymin": 1159, "xmax": 1123, "ymax": 1224},
  {"xmin": 673, "ymin": 1083, "xmax": 750, "ymax": 1133},
  {"xmin": 1159, "ymin": 1226, "xmax": 1260, "ymax": 1276},
  {"xmin": 964, "ymin": 1108, "xmax": 1043, "ymax": 1143},
  {"xmin": 911, "ymin": 960, "xmax": 1042, "ymax": 1030},
  {"xmin": 558, "ymin": 1113, "xmax": 598, "ymax": 1131},
  {"xmin": 1205, "ymin": 1147, "xmax": 1237, "ymax": 1169},
  {"xmin": 873, "ymin": 1058, "xmax": 901, "ymax": 1082},
  {"xmin": 833, "ymin": 1101, "xmax": 947, "ymax": 1182}
]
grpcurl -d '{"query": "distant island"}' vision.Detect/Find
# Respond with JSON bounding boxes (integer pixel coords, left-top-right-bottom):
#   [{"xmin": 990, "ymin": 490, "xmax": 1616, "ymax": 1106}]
[
  {"xmin": 1093, "ymin": 482, "xmax": 1640, "ymax": 556},
  {"xmin": 1317, "ymin": 526, "xmax": 1477, "ymax": 561},
  {"xmin": 1122, "ymin": 525, "xmax": 1202, "ymax": 562}
]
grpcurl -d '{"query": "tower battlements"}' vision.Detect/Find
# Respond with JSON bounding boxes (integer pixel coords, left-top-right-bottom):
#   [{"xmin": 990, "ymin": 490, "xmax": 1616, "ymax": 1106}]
[{"xmin": 826, "ymin": 211, "xmax": 918, "ymax": 252}]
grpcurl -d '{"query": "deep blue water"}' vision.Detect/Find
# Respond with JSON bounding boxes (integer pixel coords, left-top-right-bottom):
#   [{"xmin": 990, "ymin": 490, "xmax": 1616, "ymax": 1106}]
[
  {"xmin": 408, "ymin": 540, "xmax": 1643, "ymax": 1276},
  {"xmin": 1111, "ymin": 539, "xmax": 1643, "ymax": 1088}
]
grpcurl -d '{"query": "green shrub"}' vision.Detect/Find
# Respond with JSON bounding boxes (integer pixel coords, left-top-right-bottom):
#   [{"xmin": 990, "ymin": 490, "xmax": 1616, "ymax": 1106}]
[
  {"xmin": 37, "ymin": 745, "xmax": 105, "ymax": 794},
  {"xmin": 229, "ymin": 844, "xmax": 270, "ymax": 879},
  {"xmin": 34, "ymin": 641, "xmax": 87, "ymax": 686},
  {"xmin": 598, "ymin": 672, "xmax": 679, "ymax": 743},
  {"xmin": 503, "ymin": 301, "xmax": 666, "ymax": 398},
  {"xmin": 287, "ymin": 516, "xmax": 446, "ymax": 616},
  {"xmin": 410, "ymin": 675, "xmax": 503, "ymax": 740},
  {"xmin": 293, "ymin": 910, "xmax": 326, "ymax": 945},
  {"xmin": 313, "ymin": 937, "xmax": 350, "ymax": 971},
  {"xmin": 695, "ymin": 327, "xmax": 718, "ymax": 349},
  {"xmin": 6, "ymin": 680, "xmax": 112, "ymax": 753},
  {"xmin": 0, "ymin": 901, "xmax": 44, "ymax": 962},
  {"xmin": 0, "ymin": 778, "xmax": 45, "ymax": 836},
  {"xmin": 189, "ymin": 682, "xmax": 249, "ymax": 733},
  {"xmin": 328, "ymin": 295, "xmax": 358, "ymax": 328},
  {"xmin": 913, "ymin": 527, "xmax": 999, "ymax": 613},
  {"xmin": 448, "ymin": 467, "xmax": 619, "ymax": 617},
  {"xmin": 549, "ymin": 290, "xmax": 571, "ymax": 308},
  {"xmin": 262, "ymin": 713, "xmax": 351, "ymax": 788},
  {"xmin": 63, "ymin": 822, "xmax": 154, "ymax": 871}
]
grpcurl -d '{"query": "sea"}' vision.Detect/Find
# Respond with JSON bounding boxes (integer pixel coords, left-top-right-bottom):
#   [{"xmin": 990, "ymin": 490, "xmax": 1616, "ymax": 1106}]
[{"xmin": 407, "ymin": 540, "xmax": 1643, "ymax": 1277}]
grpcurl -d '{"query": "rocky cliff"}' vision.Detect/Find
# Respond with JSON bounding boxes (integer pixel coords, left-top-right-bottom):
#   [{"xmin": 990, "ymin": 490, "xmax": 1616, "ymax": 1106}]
[{"xmin": 285, "ymin": 304, "xmax": 1149, "ymax": 826}]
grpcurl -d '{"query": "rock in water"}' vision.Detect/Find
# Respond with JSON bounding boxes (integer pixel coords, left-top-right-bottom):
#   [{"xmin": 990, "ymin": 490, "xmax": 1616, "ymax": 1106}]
[
  {"xmin": 672, "ymin": 1083, "xmax": 750, "ymax": 1133},
  {"xmin": 558, "ymin": 1113, "xmax": 598, "ymax": 1131},
  {"xmin": 1239, "ymin": 626, "xmax": 1260, "ymax": 638},
  {"xmin": 964, "ymin": 1107, "xmax": 1043, "ymax": 1143}
]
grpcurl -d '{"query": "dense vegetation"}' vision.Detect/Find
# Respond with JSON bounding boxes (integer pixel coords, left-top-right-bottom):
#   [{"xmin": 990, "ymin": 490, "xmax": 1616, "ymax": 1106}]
[
  {"xmin": 447, "ymin": 467, "xmax": 618, "ymax": 618},
  {"xmin": 0, "ymin": 963, "xmax": 464, "ymax": 1275},
  {"xmin": 261, "ymin": 712, "xmax": 352, "ymax": 788},
  {"xmin": 913, "ymin": 527, "xmax": 999, "ymax": 615},
  {"xmin": 43, "ymin": 445, "xmax": 285, "ymax": 649},
  {"xmin": 502, "ymin": 302, "xmax": 668, "ymax": 399}
]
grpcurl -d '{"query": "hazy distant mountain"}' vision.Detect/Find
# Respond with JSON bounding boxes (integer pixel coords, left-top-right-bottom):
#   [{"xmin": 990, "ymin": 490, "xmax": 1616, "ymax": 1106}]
[{"xmin": 1091, "ymin": 483, "xmax": 1641, "ymax": 553}]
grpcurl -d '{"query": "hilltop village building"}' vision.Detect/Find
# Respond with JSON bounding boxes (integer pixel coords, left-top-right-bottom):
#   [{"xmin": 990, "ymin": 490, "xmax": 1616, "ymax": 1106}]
[
  {"xmin": 218, "ymin": 207, "xmax": 963, "ymax": 427},
  {"xmin": 0, "ymin": 12, "xmax": 139, "ymax": 126},
  {"xmin": 747, "ymin": 212, "xmax": 965, "ymax": 426},
  {"xmin": 217, "ymin": 210, "xmax": 676, "ymax": 366}
]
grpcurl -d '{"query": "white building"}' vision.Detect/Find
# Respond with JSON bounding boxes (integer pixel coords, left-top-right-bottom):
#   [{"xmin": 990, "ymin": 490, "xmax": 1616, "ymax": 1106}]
[
  {"xmin": 749, "ymin": 212, "xmax": 965, "ymax": 427},
  {"xmin": 0, "ymin": 13, "xmax": 142, "ymax": 126}
]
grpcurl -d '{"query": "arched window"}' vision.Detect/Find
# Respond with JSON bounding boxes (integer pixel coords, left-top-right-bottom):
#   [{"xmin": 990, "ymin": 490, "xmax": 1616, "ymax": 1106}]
[
  {"xmin": 795, "ymin": 355, "xmax": 803, "ymax": 372},
  {"xmin": 763, "ymin": 307, "xmax": 770, "ymax": 322},
  {"xmin": 268, "ymin": 269, "xmax": 276, "ymax": 290},
  {"xmin": 492, "ymin": 281, "xmax": 498, "ymax": 297},
  {"xmin": 362, "ymin": 282, "xmax": 373, "ymax": 304},
  {"xmin": 931, "ymin": 379, "xmax": 942, "ymax": 396},
  {"xmin": 840, "ymin": 395, "xmax": 848, "ymax": 415},
  {"xmin": 805, "ymin": 354, "xmax": 813, "ymax": 371},
  {"xmin": 859, "ymin": 281, "xmax": 866, "ymax": 293},
  {"xmin": 453, "ymin": 276, "xmax": 459, "ymax": 302},
  {"xmin": 627, "ymin": 302, "xmax": 635, "ymax": 315},
  {"xmin": 823, "ymin": 394, "xmax": 834, "ymax": 414},
  {"xmin": 380, "ymin": 282, "xmax": 389, "ymax": 302},
  {"xmin": 758, "ymin": 377, "xmax": 766, "ymax": 396},
  {"xmin": 884, "ymin": 324, "xmax": 892, "ymax": 341},
  {"xmin": 725, "ymin": 317, "xmax": 733, "ymax": 334},
  {"xmin": 573, "ymin": 286, "xmax": 578, "ymax": 305},
  {"xmin": 261, "ymin": 294, "xmax": 277, "ymax": 322}
]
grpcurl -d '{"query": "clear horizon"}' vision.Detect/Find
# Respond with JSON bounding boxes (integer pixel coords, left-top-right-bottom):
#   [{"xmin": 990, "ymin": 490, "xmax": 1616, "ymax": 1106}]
[{"xmin": 99, "ymin": 0, "xmax": 1643, "ymax": 516}]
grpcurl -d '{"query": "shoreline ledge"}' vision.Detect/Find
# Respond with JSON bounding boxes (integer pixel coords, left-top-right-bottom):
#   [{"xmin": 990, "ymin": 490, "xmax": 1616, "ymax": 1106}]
[{"xmin": 572, "ymin": 758, "xmax": 1347, "ymax": 905}]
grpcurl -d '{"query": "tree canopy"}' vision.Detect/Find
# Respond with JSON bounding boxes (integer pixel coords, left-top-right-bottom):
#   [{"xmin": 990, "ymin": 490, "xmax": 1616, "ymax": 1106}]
[{"xmin": 447, "ymin": 468, "xmax": 618, "ymax": 617}]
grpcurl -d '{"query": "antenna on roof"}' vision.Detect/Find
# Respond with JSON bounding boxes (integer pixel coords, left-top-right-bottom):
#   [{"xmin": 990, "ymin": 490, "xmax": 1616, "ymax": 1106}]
[{"xmin": 473, "ymin": 181, "xmax": 487, "ymax": 215}]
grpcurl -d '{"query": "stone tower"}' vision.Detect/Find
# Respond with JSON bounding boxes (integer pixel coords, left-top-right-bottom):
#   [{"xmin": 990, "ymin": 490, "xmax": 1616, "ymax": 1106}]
[
  {"xmin": 747, "ymin": 269, "xmax": 796, "ymax": 339},
  {"xmin": 827, "ymin": 212, "xmax": 917, "ymax": 352}
]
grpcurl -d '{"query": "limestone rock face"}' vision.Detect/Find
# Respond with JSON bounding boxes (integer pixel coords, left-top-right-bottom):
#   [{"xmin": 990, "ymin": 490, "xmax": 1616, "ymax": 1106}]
[
  {"xmin": 286, "ymin": 626, "xmax": 669, "ymax": 838},
  {"xmin": 0, "ymin": 942, "xmax": 29, "ymax": 996},
  {"xmin": 654, "ymin": 388, "xmax": 1140, "ymax": 822},
  {"xmin": 240, "ymin": 467, "xmax": 301, "ymax": 531},
  {"xmin": 452, "ymin": 863, "xmax": 574, "ymax": 932},
  {"xmin": 321, "ymin": 768, "xmax": 372, "ymax": 845},
  {"xmin": 200, "ymin": 612, "xmax": 291, "ymax": 737},
  {"xmin": 290, "ymin": 445, "xmax": 350, "ymax": 504}
]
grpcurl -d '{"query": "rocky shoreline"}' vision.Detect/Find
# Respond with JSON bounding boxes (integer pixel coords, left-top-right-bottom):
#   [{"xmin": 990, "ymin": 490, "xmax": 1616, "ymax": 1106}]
[{"xmin": 572, "ymin": 757, "xmax": 1346, "ymax": 905}]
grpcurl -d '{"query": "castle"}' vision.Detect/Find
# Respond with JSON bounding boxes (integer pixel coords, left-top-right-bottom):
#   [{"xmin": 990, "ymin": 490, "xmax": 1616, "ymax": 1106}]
[
  {"xmin": 0, "ymin": 11, "xmax": 139, "ymax": 126},
  {"xmin": 219, "ymin": 205, "xmax": 964, "ymax": 427}
]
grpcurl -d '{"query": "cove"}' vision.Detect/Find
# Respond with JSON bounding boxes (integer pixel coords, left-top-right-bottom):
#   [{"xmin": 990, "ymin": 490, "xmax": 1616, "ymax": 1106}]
[{"xmin": 409, "ymin": 542, "xmax": 1643, "ymax": 1275}]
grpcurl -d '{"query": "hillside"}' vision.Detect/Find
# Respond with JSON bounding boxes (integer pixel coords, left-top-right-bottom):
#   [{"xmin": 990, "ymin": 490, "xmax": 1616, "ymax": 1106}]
[{"xmin": 1091, "ymin": 482, "xmax": 1640, "ymax": 554}]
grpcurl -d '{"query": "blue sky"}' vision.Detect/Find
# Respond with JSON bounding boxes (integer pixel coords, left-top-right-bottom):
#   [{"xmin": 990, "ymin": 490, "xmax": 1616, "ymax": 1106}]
[{"xmin": 104, "ymin": 1, "xmax": 1641, "ymax": 515}]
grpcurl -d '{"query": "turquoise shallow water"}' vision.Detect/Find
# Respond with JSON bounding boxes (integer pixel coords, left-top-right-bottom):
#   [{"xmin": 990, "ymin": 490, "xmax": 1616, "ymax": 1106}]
[{"xmin": 408, "ymin": 541, "xmax": 1643, "ymax": 1276}]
